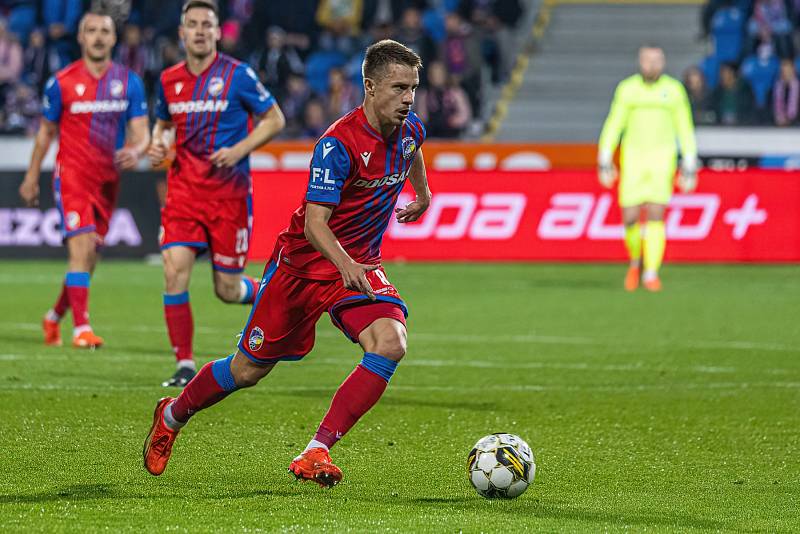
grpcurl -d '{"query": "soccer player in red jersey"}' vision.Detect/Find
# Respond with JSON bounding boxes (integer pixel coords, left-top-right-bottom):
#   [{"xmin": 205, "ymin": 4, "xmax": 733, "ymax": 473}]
[
  {"xmin": 148, "ymin": 1, "xmax": 286, "ymax": 387},
  {"xmin": 19, "ymin": 12, "xmax": 150, "ymax": 349},
  {"xmin": 143, "ymin": 40, "xmax": 431, "ymax": 486}
]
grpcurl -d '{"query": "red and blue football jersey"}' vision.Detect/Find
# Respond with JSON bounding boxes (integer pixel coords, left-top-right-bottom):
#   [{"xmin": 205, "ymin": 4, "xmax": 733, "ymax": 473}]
[
  {"xmin": 273, "ymin": 106, "xmax": 426, "ymax": 280},
  {"xmin": 155, "ymin": 53, "xmax": 277, "ymax": 201},
  {"xmin": 42, "ymin": 60, "xmax": 147, "ymax": 179}
]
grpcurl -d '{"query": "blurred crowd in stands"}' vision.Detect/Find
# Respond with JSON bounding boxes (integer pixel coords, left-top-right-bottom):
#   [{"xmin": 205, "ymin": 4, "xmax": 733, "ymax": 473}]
[
  {"xmin": 0, "ymin": 0, "xmax": 523, "ymax": 138},
  {"xmin": 690, "ymin": 0, "xmax": 800, "ymax": 126}
]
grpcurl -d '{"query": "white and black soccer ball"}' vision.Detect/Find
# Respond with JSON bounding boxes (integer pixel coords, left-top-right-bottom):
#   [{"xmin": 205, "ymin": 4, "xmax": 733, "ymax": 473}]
[{"xmin": 467, "ymin": 433, "xmax": 536, "ymax": 499}]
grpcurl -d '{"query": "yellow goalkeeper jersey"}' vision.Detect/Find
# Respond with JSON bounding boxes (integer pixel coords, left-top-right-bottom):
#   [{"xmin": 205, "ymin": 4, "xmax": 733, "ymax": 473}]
[{"xmin": 598, "ymin": 74, "xmax": 696, "ymax": 169}]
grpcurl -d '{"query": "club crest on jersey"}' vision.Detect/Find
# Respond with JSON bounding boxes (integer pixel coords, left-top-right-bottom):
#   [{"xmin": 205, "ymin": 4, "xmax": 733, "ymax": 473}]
[
  {"xmin": 175, "ymin": 82, "xmax": 184, "ymax": 95},
  {"xmin": 110, "ymin": 79, "xmax": 124, "ymax": 97},
  {"xmin": 248, "ymin": 327, "xmax": 265, "ymax": 352},
  {"xmin": 75, "ymin": 84, "xmax": 86, "ymax": 97},
  {"xmin": 66, "ymin": 211, "xmax": 80, "ymax": 230},
  {"xmin": 402, "ymin": 136, "xmax": 417, "ymax": 160},
  {"xmin": 208, "ymin": 77, "xmax": 224, "ymax": 97}
]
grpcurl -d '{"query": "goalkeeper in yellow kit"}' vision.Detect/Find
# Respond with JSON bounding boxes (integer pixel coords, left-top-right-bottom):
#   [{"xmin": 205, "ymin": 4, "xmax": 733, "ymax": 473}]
[{"xmin": 598, "ymin": 45, "xmax": 697, "ymax": 292}]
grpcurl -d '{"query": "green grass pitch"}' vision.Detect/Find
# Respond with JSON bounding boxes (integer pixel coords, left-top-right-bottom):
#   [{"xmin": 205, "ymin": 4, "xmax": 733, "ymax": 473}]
[{"xmin": 1, "ymin": 260, "xmax": 799, "ymax": 532}]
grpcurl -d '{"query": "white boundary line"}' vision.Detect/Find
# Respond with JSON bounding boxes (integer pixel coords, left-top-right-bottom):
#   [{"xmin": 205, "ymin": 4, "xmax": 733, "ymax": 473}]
[{"xmin": 0, "ymin": 322, "xmax": 796, "ymax": 353}]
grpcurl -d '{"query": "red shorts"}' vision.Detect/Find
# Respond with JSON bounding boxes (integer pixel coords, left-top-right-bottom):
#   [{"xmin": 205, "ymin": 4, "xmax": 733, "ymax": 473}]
[
  {"xmin": 238, "ymin": 262, "xmax": 408, "ymax": 363},
  {"xmin": 160, "ymin": 195, "xmax": 252, "ymax": 273},
  {"xmin": 53, "ymin": 167, "xmax": 119, "ymax": 240}
]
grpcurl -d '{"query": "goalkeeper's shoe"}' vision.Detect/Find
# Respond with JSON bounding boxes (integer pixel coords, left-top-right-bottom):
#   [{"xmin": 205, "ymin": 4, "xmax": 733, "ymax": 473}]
[
  {"xmin": 624, "ymin": 266, "xmax": 640, "ymax": 292},
  {"xmin": 643, "ymin": 276, "xmax": 662, "ymax": 292},
  {"xmin": 143, "ymin": 397, "xmax": 179, "ymax": 476},
  {"xmin": 72, "ymin": 329, "xmax": 103, "ymax": 349},
  {"xmin": 289, "ymin": 447, "xmax": 343, "ymax": 488},
  {"xmin": 162, "ymin": 366, "xmax": 196, "ymax": 388},
  {"xmin": 42, "ymin": 317, "xmax": 62, "ymax": 346}
]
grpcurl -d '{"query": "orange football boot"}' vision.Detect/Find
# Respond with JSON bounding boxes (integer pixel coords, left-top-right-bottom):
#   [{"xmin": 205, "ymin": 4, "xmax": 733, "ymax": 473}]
[
  {"xmin": 143, "ymin": 397, "xmax": 179, "ymax": 476},
  {"xmin": 289, "ymin": 447, "xmax": 343, "ymax": 488},
  {"xmin": 624, "ymin": 266, "xmax": 640, "ymax": 292},
  {"xmin": 72, "ymin": 329, "xmax": 104, "ymax": 348},
  {"xmin": 42, "ymin": 318, "xmax": 62, "ymax": 346},
  {"xmin": 643, "ymin": 276, "xmax": 662, "ymax": 292}
]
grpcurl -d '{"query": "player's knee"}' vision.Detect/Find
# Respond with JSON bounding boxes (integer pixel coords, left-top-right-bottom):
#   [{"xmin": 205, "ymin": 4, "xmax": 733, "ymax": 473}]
[{"xmin": 373, "ymin": 331, "xmax": 407, "ymax": 362}]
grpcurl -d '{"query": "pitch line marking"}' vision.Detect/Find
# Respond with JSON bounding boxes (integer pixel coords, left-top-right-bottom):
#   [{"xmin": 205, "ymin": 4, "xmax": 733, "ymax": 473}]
[{"xmin": 1, "ymin": 322, "xmax": 795, "ymax": 353}]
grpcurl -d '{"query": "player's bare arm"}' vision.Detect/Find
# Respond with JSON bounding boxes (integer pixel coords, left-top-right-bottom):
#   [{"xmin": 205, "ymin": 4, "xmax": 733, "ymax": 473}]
[
  {"xmin": 19, "ymin": 119, "xmax": 58, "ymax": 207},
  {"xmin": 147, "ymin": 119, "xmax": 175, "ymax": 167},
  {"xmin": 304, "ymin": 202, "xmax": 378, "ymax": 300},
  {"xmin": 115, "ymin": 116, "xmax": 151, "ymax": 171},
  {"xmin": 395, "ymin": 147, "xmax": 431, "ymax": 223},
  {"xmin": 210, "ymin": 104, "xmax": 286, "ymax": 168}
]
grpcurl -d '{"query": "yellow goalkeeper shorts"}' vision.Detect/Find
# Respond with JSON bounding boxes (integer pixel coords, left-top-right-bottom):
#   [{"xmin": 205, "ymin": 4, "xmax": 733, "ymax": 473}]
[{"xmin": 618, "ymin": 164, "xmax": 676, "ymax": 207}]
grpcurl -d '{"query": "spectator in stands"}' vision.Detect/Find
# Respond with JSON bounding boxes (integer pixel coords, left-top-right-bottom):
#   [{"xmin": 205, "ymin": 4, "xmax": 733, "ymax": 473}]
[
  {"xmin": 747, "ymin": 0, "xmax": 793, "ymax": 58},
  {"xmin": 0, "ymin": 19, "xmax": 23, "ymax": 104},
  {"xmin": 772, "ymin": 58, "xmax": 799, "ymax": 126},
  {"xmin": 115, "ymin": 24, "xmax": 150, "ymax": 77},
  {"xmin": 461, "ymin": 0, "xmax": 523, "ymax": 85},
  {"xmin": 220, "ymin": 19, "xmax": 246, "ymax": 59},
  {"xmin": 316, "ymin": 0, "xmax": 362, "ymax": 57},
  {"xmin": 281, "ymin": 73, "xmax": 313, "ymax": 137},
  {"xmin": 252, "ymin": 26, "xmax": 304, "ymax": 97},
  {"xmin": 22, "ymin": 27, "xmax": 49, "ymax": 93},
  {"xmin": 43, "ymin": 0, "xmax": 81, "ymax": 68},
  {"xmin": 442, "ymin": 12, "xmax": 483, "ymax": 116},
  {"xmin": 711, "ymin": 62, "xmax": 756, "ymax": 124},
  {"xmin": 395, "ymin": 7, "xmax": 437, "ymax": 76},
  {"xmin": 6, "ymin": 0, "xmax": 37, "ymax": 45},
  {"xmin": 2, "ymin": 81, "xmax": 38, "ymax": 134},
  {"xmin": 415, "ymin": 60, "xmax": 472, "ymax": 138},
  {"xmin": 683, "ymin": 66, "xmax": 715, "ymax": 125},
  {"xmin": 324, "ymin": 67, "xmax": 361, "ymax": 124},
  {"xmin": 301, "ymin": 98, "xmax": 328, "ymax": 139}
]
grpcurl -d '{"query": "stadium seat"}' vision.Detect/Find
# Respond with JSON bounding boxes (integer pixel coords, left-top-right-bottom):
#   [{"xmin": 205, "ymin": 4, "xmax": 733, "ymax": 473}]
[
  {"xmin": 711, "ymin": 7, "xmax": 745, "ymax": 63},
  {"xmin": 305, "ymin": 51, "xmax": 347, "ymax": 94},
  {"xmin": 700, "ymin": 54, "xmax": 721, "ymax": 90},
  {"xmin": 741, "ymin": 53, "xmax": 780, "ymax": 108}
]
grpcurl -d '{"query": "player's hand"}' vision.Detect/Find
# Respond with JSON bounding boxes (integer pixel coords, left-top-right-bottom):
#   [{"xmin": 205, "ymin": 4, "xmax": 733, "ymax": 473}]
[
  {"xmin": 147, "ymin": 140, "xmax": 168, "ymax": 168},
  {"xmin": 210, "ymin": 146, "xmax": 243, "ymax": 168},
  {"xmin": 395, "ymin": 194, "xmax": 431, "ymax": 223},
  {"xmin": 598, "ymin": 163, "xmax": 618, "ymax": 189},
  {"xmin": 677, "ymin": 168, "xmax": 698, "ymax": 193},
  {"xmin": 19, "ymin": 174, "xmax": 40, "ymax": 207},
  {"xmin": 115, "ymin": 147, "xmax": 140, "ymax": 171},
  {"xmin": 339, "ymin": 261, "xmax": 379, "ymax": 301}
]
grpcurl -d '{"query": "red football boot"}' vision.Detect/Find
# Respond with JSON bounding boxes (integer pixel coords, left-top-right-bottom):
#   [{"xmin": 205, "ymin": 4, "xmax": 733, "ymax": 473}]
[
  {"xmin": 143, "ymin": 397, "xmax": 179, "ymax": 476},
  {"xmin": 289, "ymin": 447, "xmax": 343, "ymax": 488},
  {"xmin": 42, "ymin": 317, "xmax": 62, "ymax": 346}
]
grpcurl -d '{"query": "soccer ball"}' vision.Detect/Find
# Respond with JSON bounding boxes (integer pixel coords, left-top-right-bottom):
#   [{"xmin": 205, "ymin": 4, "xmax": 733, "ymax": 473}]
[{"xmin": 467, "ymin": 433, "xmax": 536, "ymax": 499}]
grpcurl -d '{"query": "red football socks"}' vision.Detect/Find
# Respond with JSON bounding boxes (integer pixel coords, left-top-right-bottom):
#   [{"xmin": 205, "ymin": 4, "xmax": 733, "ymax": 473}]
[
  {"xmin": 170, "ymin": 355, "xmax": 237, "ymax": 423},
  {"xmin": 314, "ymin": 354, "xmax": 397, "ymax": 449},
  {"xmin": 164, "ymin": 292, "xmax": 193, "ymax": 362},
  {"xmin": 65, "ymin": 272, "xmax": 90, "ymax": 328},
  {"xmin": 53, "ymin": 282, "xmax": 70, "ymax": 318}
]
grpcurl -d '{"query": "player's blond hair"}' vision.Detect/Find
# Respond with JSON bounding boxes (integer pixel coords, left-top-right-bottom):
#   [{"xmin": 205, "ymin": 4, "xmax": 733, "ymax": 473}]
[{"xmin": 362, "ymin": 40, "xmax": 422, "ymax": 81}]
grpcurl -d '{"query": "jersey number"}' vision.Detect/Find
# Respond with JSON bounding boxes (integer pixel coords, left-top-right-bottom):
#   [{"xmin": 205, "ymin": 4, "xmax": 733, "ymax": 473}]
[
  {"xmin": 374, "ymin": 269, "xmax": 390, "ymax": 286},
  {"xmin": 235, "ymin": 228, "xmax": 249, "ymax": 254}
]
